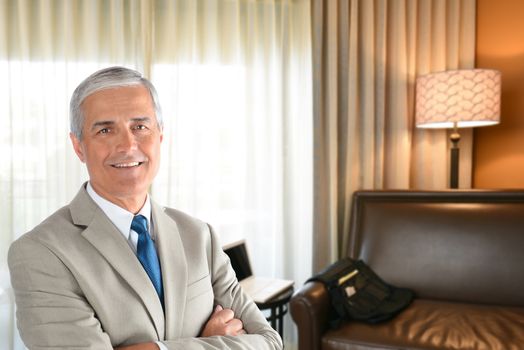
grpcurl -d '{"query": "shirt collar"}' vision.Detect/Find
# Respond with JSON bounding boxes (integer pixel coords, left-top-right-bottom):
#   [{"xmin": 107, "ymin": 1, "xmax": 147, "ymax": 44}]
[{"xmin": 86, "ymin": 182, "xmax": 152, "ymax": 240}]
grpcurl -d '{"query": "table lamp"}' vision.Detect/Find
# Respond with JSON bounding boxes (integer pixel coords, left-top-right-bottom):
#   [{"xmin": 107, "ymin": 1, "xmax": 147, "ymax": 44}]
[{"xmin": 415, "ymin": 69, "xmax": 501, "ymax": 188}]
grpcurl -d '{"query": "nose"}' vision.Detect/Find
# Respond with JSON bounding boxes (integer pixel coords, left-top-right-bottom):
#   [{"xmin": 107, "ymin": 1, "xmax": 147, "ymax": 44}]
[{"xmin": 116, "ymin": 129, "xmax": 137, "ymax": 153}]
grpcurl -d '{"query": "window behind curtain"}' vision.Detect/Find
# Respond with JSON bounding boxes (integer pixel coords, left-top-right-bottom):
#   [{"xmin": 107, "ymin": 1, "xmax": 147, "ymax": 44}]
[{"xmin": 0, "ymin": 1, "xmax": 312, "ymax": 348}]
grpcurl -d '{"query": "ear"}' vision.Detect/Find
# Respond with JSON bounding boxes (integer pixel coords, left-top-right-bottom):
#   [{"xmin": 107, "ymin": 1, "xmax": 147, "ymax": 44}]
[
  {"xmin": 70, "ymin": 132, "xmax": 86, "ymax": 163},
  {"xmin": 157, "ymin": 125, "xmax": 164, "ymax": 144}
]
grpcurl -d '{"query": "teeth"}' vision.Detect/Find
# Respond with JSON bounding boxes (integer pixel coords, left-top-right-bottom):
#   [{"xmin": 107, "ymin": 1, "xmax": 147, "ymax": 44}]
[{"xmin": 113, "ymin": 162, "xmax": 140, "ymax": 168}]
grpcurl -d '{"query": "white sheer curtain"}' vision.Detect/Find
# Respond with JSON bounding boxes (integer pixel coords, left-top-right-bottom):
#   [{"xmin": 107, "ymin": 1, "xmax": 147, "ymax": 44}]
[
  {"xmin": 0, "ymin": 1, "xmax": 312, "ymax": 349},
  {"xmin": 150, "ymin": 2, "xmax": 312, "ymax": 344}
]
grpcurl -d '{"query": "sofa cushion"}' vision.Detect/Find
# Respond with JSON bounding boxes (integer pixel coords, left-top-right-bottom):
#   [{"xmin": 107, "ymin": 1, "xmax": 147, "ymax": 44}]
[{"xmin": 321, "ymin": 299, "xmax": 524, "ymax": 350}]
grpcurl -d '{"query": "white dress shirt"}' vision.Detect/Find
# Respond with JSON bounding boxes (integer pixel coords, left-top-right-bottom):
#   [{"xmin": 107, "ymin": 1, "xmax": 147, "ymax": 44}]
[
  {"xmin": 86, "ymin": 182, "xmax": 155, "ymax": 252},
  {"xmin": 86, "ymin": 182, "xmax": 169, "ymax": 350}
]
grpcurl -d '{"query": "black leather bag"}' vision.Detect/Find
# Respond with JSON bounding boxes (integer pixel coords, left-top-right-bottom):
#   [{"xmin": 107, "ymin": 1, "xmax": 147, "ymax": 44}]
[{"xmin": 308, "ymin": 258, "xmax": 414, "ymax": 326}]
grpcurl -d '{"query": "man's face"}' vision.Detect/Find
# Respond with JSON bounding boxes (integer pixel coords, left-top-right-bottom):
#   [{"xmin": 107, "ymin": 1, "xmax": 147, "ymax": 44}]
[{"xmin": 70, "ymin": 85, "xmax": 163, "ymax": 210}]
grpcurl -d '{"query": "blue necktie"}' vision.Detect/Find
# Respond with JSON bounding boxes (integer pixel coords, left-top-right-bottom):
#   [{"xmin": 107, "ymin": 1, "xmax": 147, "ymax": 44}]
[{"xmin": 131, "ymin": 215, "xmax": 164, "ymax": 305}]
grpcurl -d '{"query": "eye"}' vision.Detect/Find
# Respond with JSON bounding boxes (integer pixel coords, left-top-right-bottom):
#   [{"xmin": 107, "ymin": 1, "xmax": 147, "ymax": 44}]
[
  {"xmin": 98, "ymin": 128, "xmax": 110, "ymax": 134},
  {"xmin": 134, "ymin": 124, "xmax": 148, "ymax": 131}
]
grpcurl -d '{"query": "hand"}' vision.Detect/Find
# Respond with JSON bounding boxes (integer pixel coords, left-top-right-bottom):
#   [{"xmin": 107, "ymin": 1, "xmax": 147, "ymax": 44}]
[
  {"xmin": 200, "ymin": 305, "xmax": 246, "ymax": 337},
  {"xmin": 114, "ymin": 342, "xmax": 159, "ymax": 350}
]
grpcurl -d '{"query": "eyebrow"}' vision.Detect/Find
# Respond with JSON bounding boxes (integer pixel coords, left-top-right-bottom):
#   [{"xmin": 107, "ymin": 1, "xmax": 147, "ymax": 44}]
[
  {"xmin": 131, "ymin": 117, "xmax": 153, "ymax": 123},
  {"xmin": 91, "ymin": 120, "xmax": 114, "ymax": 131},
  {"xmin": 90, "ymin": 117, "xmax": 153, "ymax": 131}
]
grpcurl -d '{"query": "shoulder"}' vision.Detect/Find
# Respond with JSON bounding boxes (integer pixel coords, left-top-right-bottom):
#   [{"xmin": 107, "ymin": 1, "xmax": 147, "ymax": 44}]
[
  {"xmin": 15, "ymin": 205, "xmax": 77, "ymax": 241},
  {"xmin": 159, "ymin": 206, "xmax": 222, "ymax": 252},
  {"xmin": 163, "ymin": 207, "xmax": 208, "ymax": 231},
  {"xmin": 162, "ymin": 206, "xmax": 215, "ymax": 238},
  {"xmin": 9, "ymin": 204, "xmax": 82, "ymax": 261}
]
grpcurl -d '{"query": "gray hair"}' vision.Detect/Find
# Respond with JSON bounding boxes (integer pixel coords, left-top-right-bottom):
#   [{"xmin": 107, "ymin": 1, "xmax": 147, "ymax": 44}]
[{"xmin": 69, "ymin": 66, "xmax": 163, "ymax": 139}]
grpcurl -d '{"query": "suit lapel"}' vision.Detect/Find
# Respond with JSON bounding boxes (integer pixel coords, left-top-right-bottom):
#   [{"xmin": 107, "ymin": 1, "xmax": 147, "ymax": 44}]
[
  {"xmin": 152, "ymin": 201, "xmax": 188, "ymax": 339},
  {"xmin": 69, "ymin": 186, "xmax": 165, "ymax": 340}
]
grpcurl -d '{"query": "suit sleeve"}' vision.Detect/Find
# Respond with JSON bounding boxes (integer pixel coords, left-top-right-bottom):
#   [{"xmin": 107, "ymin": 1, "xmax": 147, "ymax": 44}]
[
  {"xmin": 161, "ymin": 225, "xmax": 283, "ymax": 350},
  {"xmin": 8, "ymin": 236, "xmax": 113, "ymax": 350}
]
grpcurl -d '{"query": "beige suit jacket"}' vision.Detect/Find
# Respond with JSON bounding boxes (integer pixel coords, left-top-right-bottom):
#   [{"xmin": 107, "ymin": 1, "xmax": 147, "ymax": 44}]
[{"xmin": 8, "ymin": 185, "xmax": 282, "ymax": 349}]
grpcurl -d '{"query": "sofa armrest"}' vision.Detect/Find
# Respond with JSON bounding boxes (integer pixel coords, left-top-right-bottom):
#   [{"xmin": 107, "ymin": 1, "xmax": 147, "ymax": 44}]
[{"xmin": 290, "ymin": 281, "xmax": 330, "ymax": 350}]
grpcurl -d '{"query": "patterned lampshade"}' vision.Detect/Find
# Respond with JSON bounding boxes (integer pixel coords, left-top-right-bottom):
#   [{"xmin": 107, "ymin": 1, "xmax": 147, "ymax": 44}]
[{"xmin": 416, "ymin": 69, "xmax": 501, "ymax": 129}]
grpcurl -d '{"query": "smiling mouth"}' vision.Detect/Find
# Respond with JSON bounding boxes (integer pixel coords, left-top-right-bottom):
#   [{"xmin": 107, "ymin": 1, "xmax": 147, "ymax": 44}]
[{"xmin": 111, "ymin": 161, "xmax": 144, "ymax": 168}]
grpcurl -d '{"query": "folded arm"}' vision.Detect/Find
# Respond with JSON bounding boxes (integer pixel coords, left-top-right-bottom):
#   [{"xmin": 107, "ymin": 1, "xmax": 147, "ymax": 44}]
[
  {"xmin": 158, "ymin": 225, "xmax": 282, "ymax": 350},
  {"xmin": 8, "ymin": 226, "xmax": 282, "ymax": 350}
]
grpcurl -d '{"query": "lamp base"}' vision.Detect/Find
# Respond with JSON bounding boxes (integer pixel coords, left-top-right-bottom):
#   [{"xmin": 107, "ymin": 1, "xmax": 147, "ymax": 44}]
[{"xmin": 450, "ymin": 146, "xmax": 459, "ymax": 189}]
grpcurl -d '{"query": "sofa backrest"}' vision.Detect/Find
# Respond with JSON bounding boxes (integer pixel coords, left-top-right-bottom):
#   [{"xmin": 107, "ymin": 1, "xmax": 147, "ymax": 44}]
[{"xmin": 347, "ymin": 190, "xmax": 524, "ymax": 307}]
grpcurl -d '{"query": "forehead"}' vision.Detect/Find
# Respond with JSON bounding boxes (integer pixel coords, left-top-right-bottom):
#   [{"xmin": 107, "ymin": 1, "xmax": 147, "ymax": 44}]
[{"xmin": 81, "ymin": 85, "xmax": 155, "ymax": 121}]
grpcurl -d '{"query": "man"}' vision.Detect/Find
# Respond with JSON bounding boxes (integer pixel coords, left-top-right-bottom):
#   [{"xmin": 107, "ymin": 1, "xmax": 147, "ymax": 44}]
[{"xmin": 8, "ymin": 67, "xmax": 283, "ymax": 349}]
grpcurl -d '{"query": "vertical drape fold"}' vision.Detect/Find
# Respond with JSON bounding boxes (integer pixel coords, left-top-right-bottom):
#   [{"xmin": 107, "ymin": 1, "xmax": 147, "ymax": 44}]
[{"xmin": 312, "ymin": 0, "xmax": 476, "ymax": 272}]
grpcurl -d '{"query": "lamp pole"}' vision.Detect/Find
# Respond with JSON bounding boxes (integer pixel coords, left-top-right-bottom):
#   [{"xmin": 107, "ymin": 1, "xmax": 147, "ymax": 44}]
[{"xmin": 449, "ymin": 122, "xmax": 460, "ymax": 189}]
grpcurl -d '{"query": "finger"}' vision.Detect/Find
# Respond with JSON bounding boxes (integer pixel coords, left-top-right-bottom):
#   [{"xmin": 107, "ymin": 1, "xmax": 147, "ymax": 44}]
[
  {"xmin": 225, "ymin": 317, "xmax": 244, "ymax": 334},
  {"xmin": 213, "ymin": 305, "xmax": 223, "ymax": 314},
  {"xmin": 236, "ymin": 328, "xmax": 247, "ymax": 335},
  {"xmin": 217, "ymin": 308, "xmax": 235, "ymax": 322}
]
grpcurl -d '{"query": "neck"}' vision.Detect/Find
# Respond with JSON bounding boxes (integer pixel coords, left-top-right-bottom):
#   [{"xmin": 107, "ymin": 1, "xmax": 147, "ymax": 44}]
[
  {"xmin": 89, "ymin": 182, "xmax": 147, "ymax": 214},
  {"xmin": 110, "ymin": 197, "xmax": 146, "ymax": 214}
]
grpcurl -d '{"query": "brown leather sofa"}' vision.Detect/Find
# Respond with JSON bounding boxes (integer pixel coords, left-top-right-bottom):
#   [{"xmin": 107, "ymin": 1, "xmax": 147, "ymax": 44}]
[{"xmin": 290, "ymin": 190, "xmax": 524, "ymax": 350}]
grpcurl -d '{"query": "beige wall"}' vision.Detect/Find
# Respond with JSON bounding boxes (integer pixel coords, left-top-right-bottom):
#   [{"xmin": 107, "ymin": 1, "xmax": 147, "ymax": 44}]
[{"xmin": 474, "ymin": 0, "xmax": 524, "ymax": 188}]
